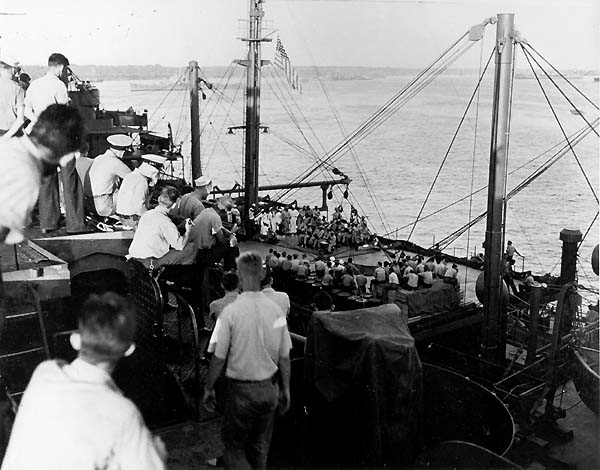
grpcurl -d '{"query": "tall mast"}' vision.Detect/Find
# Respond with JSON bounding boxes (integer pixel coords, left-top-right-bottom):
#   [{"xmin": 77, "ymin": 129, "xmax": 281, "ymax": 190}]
[
  {"xmin": 242, "ymin": 0, "xmax": 268, "ymax": 230},
  {"xmin": 481, "ymin": 13, "xmax": 515, "ymax": 365},
  {"xmin": 189, "ymin": 60, "xmax": 201, "ymax": 180}
]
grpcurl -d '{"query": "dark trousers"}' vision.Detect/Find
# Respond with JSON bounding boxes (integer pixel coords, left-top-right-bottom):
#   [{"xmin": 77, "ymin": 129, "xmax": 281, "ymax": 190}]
[
  {"xmin": 199, "ymin": 244, "xmax": 240, "ymax": 272},
  {"xmin": 39, "ymin": 157, "xmax": 86, "ymax": 232},
  {"xmin": 222, "ymin": 378, "xmax": 279, "ymax": 470}
]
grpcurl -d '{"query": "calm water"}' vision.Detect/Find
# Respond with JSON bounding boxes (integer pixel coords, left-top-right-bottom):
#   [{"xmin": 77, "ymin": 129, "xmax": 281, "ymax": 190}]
[{"xmin": 96, "ymin": 69, "xmax": 599, "ymax": 287}]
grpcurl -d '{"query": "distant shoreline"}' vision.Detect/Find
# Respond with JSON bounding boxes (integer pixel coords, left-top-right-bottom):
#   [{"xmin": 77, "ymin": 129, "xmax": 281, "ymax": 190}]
[{"xmin": 20, "ymin": 64, "xmax": 598, "ymax": 82}]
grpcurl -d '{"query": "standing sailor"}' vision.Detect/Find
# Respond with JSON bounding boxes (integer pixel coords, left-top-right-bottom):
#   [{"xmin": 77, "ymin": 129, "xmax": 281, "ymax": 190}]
[
  {"xmin": 0, "ymin": 53, "xmax": 25, "ymax": 139},
  {"xmin": 85, "ymin": 134, "xmax": 132, "ymax": 217},
  {"xmin": 25, "ymin": 53, "xmax": 87, "ymax": 233}
]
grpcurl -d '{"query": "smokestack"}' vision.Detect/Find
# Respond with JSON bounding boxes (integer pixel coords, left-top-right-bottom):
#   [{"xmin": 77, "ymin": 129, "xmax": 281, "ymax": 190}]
[{"xmin": 559, "ymin": 229, "xmax": 582, "ymax": 284}]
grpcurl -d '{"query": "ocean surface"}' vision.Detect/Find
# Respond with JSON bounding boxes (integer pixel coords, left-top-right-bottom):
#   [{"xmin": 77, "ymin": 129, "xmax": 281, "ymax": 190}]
[{"xmin": 96, "ymin": 69, "xmax": 599, "ymax": 289}]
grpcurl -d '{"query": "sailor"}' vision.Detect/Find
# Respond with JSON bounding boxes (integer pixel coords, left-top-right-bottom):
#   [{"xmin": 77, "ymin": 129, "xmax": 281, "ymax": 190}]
[
  {"xmin": 1, "ymin": 292, "xmax": 167, "ymax": 470},
  {"xmin": 116, "ymin": 154, "xmax": 166, "ymax": 228},
  {"xmin": 261, "ymin": 269, "xmax": 291, "ymax": 317},
  {"xmin": 85, "ymin": 134, "xmax": 132, "ymax": 217},
  {"xmin": 341, "ymin": 269, "xmax": 357, "ymax": 292},
  {"xmin": 126, "ymin": 186, "xmax": 193, "ymax": 266},
  {"xmin": 25, "ymin": 53, "xmax": 87, "ymax": 234},
  {"xmin": 419, "ymin": 265, "xmax": 434, "ymax": 288},
  {"xmin": 170, "ymin": 174, "xmax": 210, "ymax": 221},
  {"xmin": 505, "ymin": 240, "xmax": 521, "ymax": 262},
  {"xmin": 0, "ymin": 53, "xmax": 25, "ymax": 139},
  {"xmin": 203, "ymin": 252, "xmax": 291, "ymax": 470},
  {"xmin": 311, "ymin": 291, "xmax": 334, "ymax": 313},
  {"xmin": 209, "ymin": 272, "xmax": 240, "ymax": 322},
  {"xmin": 216, "ymin": 195, "xmax": 241, "ymax": 233},
  {"xmin": 406, "ymin": 268, "xmax": 419, "ymax": 291},
  {"xmin": 0, "ymin": 105, "xmax": 85, "ymax": 244},
  {"xmin": 289, "ymin": 204, "xmax": 299, "ymax": 234},
  {"xmin": 188, "ymin": 178, "xmax": 239, "ymax": 271}
]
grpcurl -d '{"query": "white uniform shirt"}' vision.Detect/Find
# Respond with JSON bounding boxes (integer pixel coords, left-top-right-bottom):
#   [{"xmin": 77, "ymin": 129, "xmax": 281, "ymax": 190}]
[
  {"xmin": 24, "ymin": 73, "xmax": 69, "ymax": 126},
  {"xmin": 0, "ymin": 137, "xmax": 42, "ymax": 244},
  {"xmin": 388, "ymin": 272, "xmax": 399, "ymax": 285},
  {"xmin": 1, "ymin": 359, "xmax": 164, "ymax": 470},
  {"xmin": 89, "ymin": 150, "xmax": 131, "ymax": 216},
  {"xmin": 213, "ymin": 292, "xmax": 292, "ymax": 381},
  {"xmin": 116, "ymin": 169, "xmax": 148, "ymax": 216},
  {"xmin": 127, "ymin": 206, "xmax": 186, "ymax": 259},
  {"xmin": 262, "ymin": 287, "xmax": 290, "ymax": 316}
]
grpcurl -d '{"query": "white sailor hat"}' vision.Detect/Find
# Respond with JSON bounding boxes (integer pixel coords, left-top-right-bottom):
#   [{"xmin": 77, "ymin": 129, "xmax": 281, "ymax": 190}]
[
  {"xmin": 142, "ymin": 154, "xmax": 167, "ymax": 167},
  {"xmin": 106, "ymin": 134, "xmax": 133, "ymax": 150},
  {"xmin": 194, "ymin": 175, "xmax": 212, "ymax": 187},
  {"xmin": 138, "ymin": 162, "xmax": 159, "ymax": 179},
  {"xmin": 0, "ymin": 52, "xmax": 19, "ymax": 68}
]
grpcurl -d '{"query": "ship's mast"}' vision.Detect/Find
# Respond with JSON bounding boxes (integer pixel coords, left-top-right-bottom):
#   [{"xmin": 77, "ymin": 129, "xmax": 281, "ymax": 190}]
[
  {"xmin": 189, "ymin": 60, "xmax": 202, "ymax": 180},
  {"xmin": 481, "ymin": 13, "xmax": 515, "ymax": 365},
  {"xmin": 241, "ymin": 0, "xmax": 268, "ymax": 230}
]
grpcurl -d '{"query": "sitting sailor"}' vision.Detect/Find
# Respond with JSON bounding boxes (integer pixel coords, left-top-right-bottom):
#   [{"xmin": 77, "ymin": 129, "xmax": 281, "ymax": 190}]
[
  {"xmin": 170, "ymin": 174, "xmax": 211, "ymax": 221},
  {"xmin": 85, "ymin": 134, "xmax": 132, "ymax": 217},
  {"xmin": 188, "ymin": 181, "xmax": 239, "ymax": 271},
  {"xmin": 126, "ymin": 186, "xmax": 193, "ymax": 268},
  {"xmin": 116, "ymin": 154, "xmax": 166, "ymax": 228}
]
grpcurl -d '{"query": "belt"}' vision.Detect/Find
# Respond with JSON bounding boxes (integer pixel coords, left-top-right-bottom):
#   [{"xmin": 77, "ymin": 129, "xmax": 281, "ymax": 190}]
[{"xmin": 227, "ymin": 374, "xmax": 277, "ymax": 385}]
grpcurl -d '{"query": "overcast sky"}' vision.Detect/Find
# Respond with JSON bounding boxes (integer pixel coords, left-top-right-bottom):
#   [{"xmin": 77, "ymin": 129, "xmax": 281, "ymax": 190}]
[{"xmin": 0, "ymin": 0, "xmax": 598, "ymax": 69}]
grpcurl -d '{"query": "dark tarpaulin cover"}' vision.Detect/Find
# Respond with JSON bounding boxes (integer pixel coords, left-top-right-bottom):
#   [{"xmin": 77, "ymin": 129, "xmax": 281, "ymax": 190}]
[
  {"xmin": 407, "ymin": 280, "xmax": 461, "ymax": 316},
  {"xmin": 304, "ymin": 304, "xmax": 423, "ymax": 467}
]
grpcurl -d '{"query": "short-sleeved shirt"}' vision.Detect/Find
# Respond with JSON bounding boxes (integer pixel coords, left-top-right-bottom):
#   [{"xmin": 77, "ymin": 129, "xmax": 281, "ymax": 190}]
[
  {"xmin": 419, "ymin": 271, "xmax": 433, "ymax": 285},
  {"xmin": 374, "ymin": 267, "xmax": 386, "ymax": 282},
  {"xmin": 321, "ymin": 273, "xmax": 333, "ymax": 286},
  {"xmin": 214, "ymin": 291, "xmax": 292, "ymax": 381},
  {"xmin": 341, "ymin": 274, "xmax": 355, "ymax": 287},
  {"xmin": 0, "ymin": 77, "xmax": 25, "ymax": 131},
  {"xmin": 0, "ymin": 136, "xmax": 42, "ymax": 244},
  {"xmin": 262, "ymin": 287, "xmax": 290, "ymax": 316},
  {"xmin": 1, "ymin": 359, "xmax": 164, "ymax": 470},
  {"xmin": 189, "ymin": 207, "xmax": 222, "ymax": 249},
  {"xmin": 24, "ymin": 73, "xmax": 69, "ymax": 126},
  {"xmin": 209, "ymin": 291, "xmax": 239, "ymax": 320},
  {"xmin": 127, "ymin": 206, "xmax": 186, "ymax": 259},
  {"xmin": 170, "ymin": 193, "xmax": 204, "ymax": 220},
  {"xmin": 388, "ymin": 272, "xmax": 399, "ymax": 285}
]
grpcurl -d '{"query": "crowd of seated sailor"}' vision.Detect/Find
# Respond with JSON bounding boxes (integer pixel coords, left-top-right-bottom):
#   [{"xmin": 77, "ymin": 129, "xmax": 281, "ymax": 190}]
[
  {"xmin": 262, "ymin": 249, "xmax": 461, "ymax": 302},
  {"xmin": 252, "ymin": 203, "xmax": 374, "ymax": 252}
]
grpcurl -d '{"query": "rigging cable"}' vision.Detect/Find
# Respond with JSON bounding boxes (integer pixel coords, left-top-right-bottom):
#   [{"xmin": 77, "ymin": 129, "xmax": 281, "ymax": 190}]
[
  {"xmin": 578, "ymin": 211, "xmax": 599, "ymax": 252},
  {"xmin": 407, "ymin": 47, "xmax": 494, "ymax": 241},
  {"xmin": 274, "ymin": 31, "xmax": 473, "ymax": 199},
  {"xmin": 277, "ymin": 37, "xmax": 479, "ymax": 209},
  {"xmin": 523, "ymin": 44, "xmax": 599, "ymax": 111},
  {"xmin": 203, "ymin": 70, "xmax": 246, "ymax": 172},
  {"xmin": 433, "ymin": 118, "xmax": 599, "ymax": 249},
  {"xmin": 304, "ymin": 59, "xmax": 392, "ymax": 233},
  {"xmin": 521, "ymin": 45, "xmax": 598, "ymax": 204},
  {"xmin": 146, "ymin": 70, "xmax": 186, "ymax": 128},
  {"xmin": 464, "ymin": 37, "xmax": 486, "ymax": 299},
  {"xmin": 381, "ymin": 119, "xmax": 597, "ymax": 238},
  {"xmin": 500, "ymin": 40, "xmax": 518, "ymax": 256}
]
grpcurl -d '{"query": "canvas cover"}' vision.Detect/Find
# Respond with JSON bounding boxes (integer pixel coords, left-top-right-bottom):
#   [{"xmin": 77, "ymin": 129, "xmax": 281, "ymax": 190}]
[
  {"xmin": 407, "ymin": 281, "xmax": 460, "ymax": 316},
  {"xmin": 304, "ymin": 304, "xmax": 423, "ymax": 467}
]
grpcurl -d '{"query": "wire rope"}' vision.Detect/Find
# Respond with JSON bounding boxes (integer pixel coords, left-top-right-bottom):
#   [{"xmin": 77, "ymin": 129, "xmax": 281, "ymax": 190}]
[
  {"xmin": 464, "ymin": 38, "xmax": 486, "ymax": 298},
  {"xmin": 407, "ymin": 47, "xmax": 494, "ymax": 241},
  {"xmin": 521, "ymin": 45, "xmax": 598, "ymax": 204}
]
